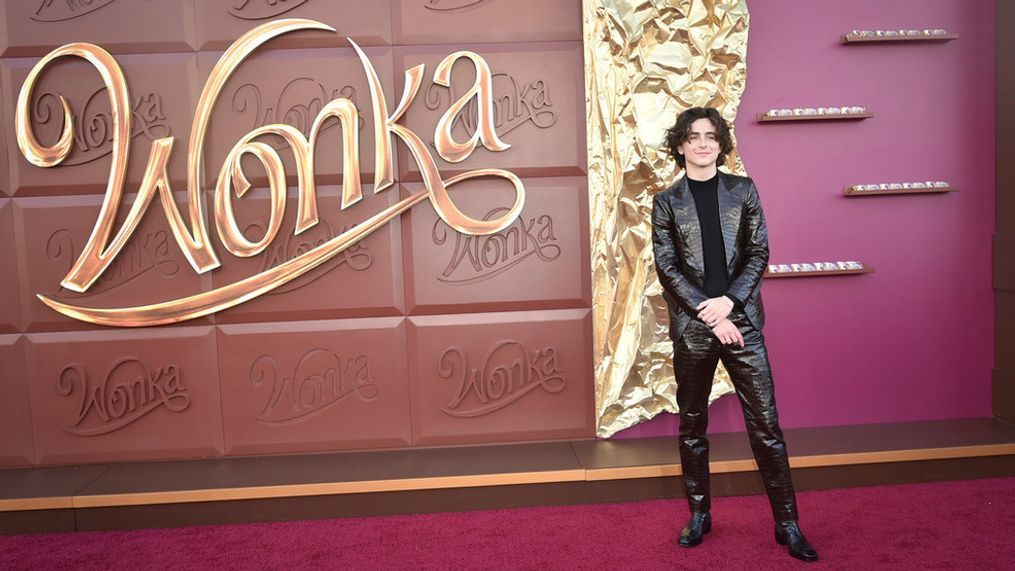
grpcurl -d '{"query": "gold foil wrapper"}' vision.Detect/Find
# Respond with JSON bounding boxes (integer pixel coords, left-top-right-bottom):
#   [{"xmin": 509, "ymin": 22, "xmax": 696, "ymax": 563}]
[{"xmin": 583, "ymin": 0, "xmax": 751, "ymax": 437}]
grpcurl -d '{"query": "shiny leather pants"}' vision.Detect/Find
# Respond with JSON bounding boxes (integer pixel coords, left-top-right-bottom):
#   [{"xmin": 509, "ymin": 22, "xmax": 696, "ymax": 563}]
[{"xmin": 674, "ymin": 314, "xmax": 799, "ymax": 522}]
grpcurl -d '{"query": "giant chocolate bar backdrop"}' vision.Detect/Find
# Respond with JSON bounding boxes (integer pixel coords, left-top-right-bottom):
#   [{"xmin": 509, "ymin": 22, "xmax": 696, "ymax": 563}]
[{"xmin": 0, "ymin": 0, "xmax": 592, "ymax": 466}]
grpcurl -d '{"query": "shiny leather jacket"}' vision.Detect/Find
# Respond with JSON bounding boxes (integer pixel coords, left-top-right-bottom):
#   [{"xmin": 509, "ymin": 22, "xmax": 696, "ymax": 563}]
[{"xmin": 651, "ymin": 171, "xmax": 769, "ymax": 341}]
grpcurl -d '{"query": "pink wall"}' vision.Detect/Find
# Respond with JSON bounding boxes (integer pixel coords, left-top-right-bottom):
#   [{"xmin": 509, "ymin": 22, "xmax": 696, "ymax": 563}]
[{"xmin": 618, "ymin": 0, "xmax": 996, "ymax": 438}]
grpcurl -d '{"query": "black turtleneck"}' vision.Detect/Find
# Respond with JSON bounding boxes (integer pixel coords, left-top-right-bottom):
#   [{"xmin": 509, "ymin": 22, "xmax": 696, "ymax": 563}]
[{"xmin": 687, "ymin": 172, "xmax": 731, "ymax": 300}]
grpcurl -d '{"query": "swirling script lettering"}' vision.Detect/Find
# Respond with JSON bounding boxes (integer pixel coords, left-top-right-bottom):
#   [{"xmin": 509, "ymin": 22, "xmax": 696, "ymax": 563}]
[
  {"xmin": 231, "ymin": 79, "xmax": 363, "ymax": 155},
  {"xmin": 58, "ymin": 359, "xmax": 190, "ymax": 436},
  {"xmin": 33, "ymin": 89, "xmax": 168, "ymax": 166},
  {"xmin": 31, "ymin": 0, "xmax": 115, "ymax": 22},
  {"xmin": 426, "ymin": 72, "xmax": 556, "ymax": 142},
  {"xmin": 424, "ymin": 0, "xmax": 494, "ymax": 11},
  {"xmin": 432, "ymin": 207, "xmax": 559, "ymax": 284},
  {"xmin": 254, "ymin": 219, "xmax": 371, "ymax": 295},
  {"xmin": 48, "ymin": 228, "xmax": 179, "ymax": 298},
  {"xmin": 251, "ymin": 349, "xmax": 377, "ymax": 425},
  {"xmin": 439, "ymin": 341, "xmax": 565, "ymax": 417},
  {"xmin": 229, "ymin": 0, "xmax": 309, "ymax": 20},
  {"xmin": 15, "ymin": 19, "xmax": 525, "ymax": 327}
]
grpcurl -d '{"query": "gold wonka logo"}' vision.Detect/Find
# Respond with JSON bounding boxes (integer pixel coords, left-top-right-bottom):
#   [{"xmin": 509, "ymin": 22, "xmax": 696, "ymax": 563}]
[{"xmin": 16, "ymin": 19, "xmax": 525, "ymax": 327}]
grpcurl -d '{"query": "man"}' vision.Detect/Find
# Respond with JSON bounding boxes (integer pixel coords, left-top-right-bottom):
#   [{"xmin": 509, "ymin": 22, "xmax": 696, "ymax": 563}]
[{"xmin": 651, "ymin": 107, "xmax": 819, "ymax": 563}]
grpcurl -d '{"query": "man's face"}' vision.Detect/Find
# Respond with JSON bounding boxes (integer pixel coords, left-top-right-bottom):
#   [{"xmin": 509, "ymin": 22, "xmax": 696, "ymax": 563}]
[{"xmin": 677, "ymin": 117, "xmax": 720, "ymax": 169}]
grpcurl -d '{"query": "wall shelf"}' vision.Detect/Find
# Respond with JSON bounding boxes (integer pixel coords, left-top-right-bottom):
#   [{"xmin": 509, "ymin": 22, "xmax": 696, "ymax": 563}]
[
  {"xmin": 757, "ymin": 112, "xmax": 872, "ymax": 123},
  {"xmin": 843, "ymin": 33, "xmax": 958, "ymax": 44},
  {"xmin": 764, "ymin": 264, "xmax": 873, "ymax": 278},
  {"xmin": 844, "ymin": 186, "xmax": 958, "ymax": 197}
]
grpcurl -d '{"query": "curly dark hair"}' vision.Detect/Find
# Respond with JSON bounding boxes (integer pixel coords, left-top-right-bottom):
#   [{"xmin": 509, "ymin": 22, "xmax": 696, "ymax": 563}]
[{"xmin": 664, "ymin": 107, "xmax": 734, "ymax": 169}]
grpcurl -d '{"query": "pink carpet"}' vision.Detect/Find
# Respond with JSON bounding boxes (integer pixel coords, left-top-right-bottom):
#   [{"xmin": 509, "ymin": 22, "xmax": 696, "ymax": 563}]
[{"xmin": 2, "ymin": 477, "xmax": 1013, "ymax": 569}]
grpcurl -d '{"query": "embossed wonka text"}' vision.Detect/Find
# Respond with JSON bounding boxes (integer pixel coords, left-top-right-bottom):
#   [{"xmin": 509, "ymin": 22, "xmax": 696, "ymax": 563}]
[
  {"xmin": 58, "ymin": 359, "xmax": 190, "ymax": 436},
  {"xmin": 31, "ymin": 0, "xmax": 116, "ymax": 23},
  {"xmin": 251, "ymin": 349, "xmax": 378, "ymax": 425},
  {"xmin": 439, "ymin": 341, "xmax": 565, "ymax": 417},
  {"xmin": 432, "ymin": 207, "xmax": 560, "ymax": 284},
  {"xmin": 425, "ymin": 72, "xmax": 556, "ymax": 141}
]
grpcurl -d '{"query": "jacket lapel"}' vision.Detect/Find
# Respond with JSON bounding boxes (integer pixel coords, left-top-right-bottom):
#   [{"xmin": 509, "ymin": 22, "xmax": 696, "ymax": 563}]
[
  {"xmin": 671, "ymin": 175, "xmax": 704, "ymax": 274},
  {"xmin": 716, "ymin": 172, "xmax": 740, "ymax": 270}
]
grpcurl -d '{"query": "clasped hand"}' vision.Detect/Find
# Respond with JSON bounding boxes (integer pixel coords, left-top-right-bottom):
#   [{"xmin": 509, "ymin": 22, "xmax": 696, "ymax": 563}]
[
  {"xmin": 696, "ymin": 296, "xmax": 732, "ymax": 327},
  {"xmin": 696, "ymin": 297, "xmax": 744, "ymax": 347},
  {"xmin": 709, "ymin": 318, "xmax": 744, "ymax": 347}
]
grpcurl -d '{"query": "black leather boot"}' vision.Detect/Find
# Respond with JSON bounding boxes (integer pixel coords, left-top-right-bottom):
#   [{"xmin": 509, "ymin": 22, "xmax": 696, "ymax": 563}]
[
  {"xmin": 678, "ymin": 512, "xmax": 711, "ymax": 547},
  {"xmin": 775, "ymin": 521, "xmax": 818, "ymax": 562}
]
